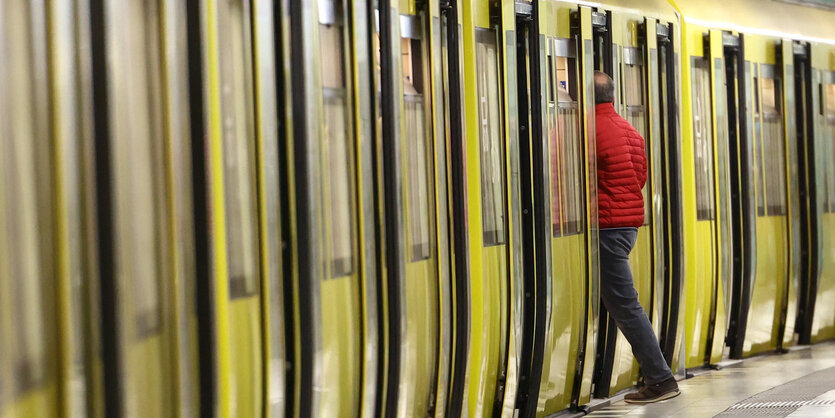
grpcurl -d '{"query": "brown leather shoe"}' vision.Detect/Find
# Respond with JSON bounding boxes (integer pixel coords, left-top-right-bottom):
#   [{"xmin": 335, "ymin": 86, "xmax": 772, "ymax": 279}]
[{"xmin": 624, "ymin": 377, "xmax": 681, "ymax": 404}]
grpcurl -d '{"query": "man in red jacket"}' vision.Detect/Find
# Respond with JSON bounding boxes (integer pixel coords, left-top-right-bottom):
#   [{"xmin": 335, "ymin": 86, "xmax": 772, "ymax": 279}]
[{"xmin": 594, "ymin": 71, "xmax": 680, "ymax": 403}]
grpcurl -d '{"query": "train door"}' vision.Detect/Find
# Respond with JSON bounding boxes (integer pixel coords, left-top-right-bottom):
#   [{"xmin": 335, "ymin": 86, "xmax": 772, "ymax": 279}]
[
  {"xmin": 280, "ymin": 0, "xmax": 378, "ymax": 416},
  {"xmin": 189, "ymin": 0, "xmax": 286, "ymax": 416},
  {"xmin": 88, "ymin": 0, "xmax": 200, "ymax": 416},
  {"xmin": 808, "ymin": 53, "xmax": 835, "ymax": 343},
  {"xmin": 682, "ymin": 28, "xmax": 730, "ymax": 367},
  {"xmin": 379, "ymin": 0, "xmax": 453, "ymax": 416},
  {"xmin": 591, "ymin": 10, "xmax": 672, "ymax": 397},
  {"xmin": 457, "ymin": 0, "xmax": 525, "ymax": 415},
  {"xmin": 571, "ymin": 5, "xmax": 600, "ymax": 408},
  {"xmin": 777, "ymin": 39, "xmax": 802, "ymax": 350},
  {"xmin": 655, "ymin": 21, "xmax": 687, "ymax": 376},
  {"xmin": 704, "ymin": 30, "xmax": 733, "ymax": 364},
  {"xmin": 438, "ymin": 1, "xmax": 471, "ymax": 416},
  {"xmin": 719, "ymin": 32, "xmax": 796, "ymax": 358},
  {"xmin": 720, "ymin": 32, "xmax": 753, "ymax": 360},
  {"xmin": 515, "ymin": 2, "xmax": 597, "ymax": 414},
  {"xmin": 512, "ymin": 1, "xmax": 543, "ymax": 417},
  {"xmin": 793, "ymin": 42, "xmax": 822, "ymax": 345}
]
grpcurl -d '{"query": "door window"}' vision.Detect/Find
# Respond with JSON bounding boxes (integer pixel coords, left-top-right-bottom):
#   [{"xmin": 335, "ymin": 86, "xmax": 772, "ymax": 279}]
[
  {"xmin": 547, "ymin": 45, "xmax": 584, "ymax": 237},
  {"xmin": 402, "ymin": 35, "xmax": 432, "ymax": 261},
  {"xmin": 475, "ymin": 28, "xmax": 506, "ymax": 246},
  {"xmin": 691, "ymin": 57, "xmax": 716, "ymax": 221},
  {"xmin": 320, "ymin": 17, "xmax": 356, "ymax": 277},
  {"xmin": 218, "ymin": 0, "xmax": 261, "ymax": 294}
]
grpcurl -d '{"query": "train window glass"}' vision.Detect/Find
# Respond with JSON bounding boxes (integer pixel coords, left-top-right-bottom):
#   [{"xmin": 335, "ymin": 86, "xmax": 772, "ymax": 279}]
[
  {"xmin": 476, "ymin": 28, "xmax": 507, "ymax": 246},
  {"xmin": 1, "ymin": 0, "xmax": 51, "ymax": 387},
  {"xmin": 753, "ymin": 72, "xmax": 766, "ymax": 216},
  {"xmin": 402, "ymin": 37, "xmax": 432, "ymax": 261},
  {"xmin": 219, "ymin": 0, "xmax": 261, "ymax": 293},
  {"xmin": 761, "ymin": 75, "xmax": 787, "ymax": 216},
  {"xmin": 825, "ymin": 82, "xmax": 835, "ymax": 213},
  {"xmin": 118, "ymin": 0, "xmax": 165, "ymax": 336},
  {"xmin": 547, "ymin": 49, "xmax": 563, "ymax": 236},
  {"xmin": 622, "ymin": 60, "xmax": 650, "ymax": 226},
  {"xmin": 691, "ymin": 57, "xmax": 715, "ymax": 221},
  {"xmin": 826, "ymin": 83, "xmax": 835, "ymax": 117},
  {"xmin": 555, "ymin": 55, "xmax": 583, "ymax": 235},
  {"xmin": 320, "ymin": 21, "xmax": 356, "ymax": 276}
]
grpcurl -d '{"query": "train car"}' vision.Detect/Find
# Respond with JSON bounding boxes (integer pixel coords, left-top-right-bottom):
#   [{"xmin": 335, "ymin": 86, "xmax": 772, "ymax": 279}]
[
  {"xmin": 673, "ymin": 0, "xmax": 835, "ymax": 368},
  {"xmin": 2, "ymin": 0, "xmax": 835, "ymax": 417}
]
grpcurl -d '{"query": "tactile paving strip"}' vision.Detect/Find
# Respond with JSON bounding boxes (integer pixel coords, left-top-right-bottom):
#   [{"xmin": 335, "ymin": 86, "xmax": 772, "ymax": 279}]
[{"xmin": 716, "ymin": 365, "xmax": 835, "ymax": 416}]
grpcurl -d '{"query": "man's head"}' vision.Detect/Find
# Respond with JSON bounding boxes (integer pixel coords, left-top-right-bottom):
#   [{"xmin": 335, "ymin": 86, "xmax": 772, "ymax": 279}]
[{"xmin": 594, "ymin": 71, "xmax": 615, "ymax": 105}]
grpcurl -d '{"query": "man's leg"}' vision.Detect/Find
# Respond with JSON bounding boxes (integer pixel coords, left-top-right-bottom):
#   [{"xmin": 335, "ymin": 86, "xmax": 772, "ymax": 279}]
[{"xmin": 599, "ymin": 228, "xmax": 672, "ymax": 385}]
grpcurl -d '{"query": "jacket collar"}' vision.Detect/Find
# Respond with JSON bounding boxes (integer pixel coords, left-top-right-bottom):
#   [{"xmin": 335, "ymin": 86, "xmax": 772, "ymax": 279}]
[{"xmin": 595, "ymin": 102, "xmax": 616, "ymax": 115}]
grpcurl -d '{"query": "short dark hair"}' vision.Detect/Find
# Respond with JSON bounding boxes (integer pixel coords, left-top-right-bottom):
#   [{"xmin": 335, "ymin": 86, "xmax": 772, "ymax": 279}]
[{"xmin": 594, "ymin": 71, "xmax": 615, "ymax": 105}]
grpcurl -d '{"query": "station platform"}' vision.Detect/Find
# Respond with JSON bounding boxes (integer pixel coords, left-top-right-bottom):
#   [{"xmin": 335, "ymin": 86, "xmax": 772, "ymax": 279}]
[{"xmin": 580, "ymin": 342, "xmax": 835, "ymax": 417}]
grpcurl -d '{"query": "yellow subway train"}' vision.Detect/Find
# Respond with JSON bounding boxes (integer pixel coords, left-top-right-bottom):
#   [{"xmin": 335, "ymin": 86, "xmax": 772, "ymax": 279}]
[{"xmin": 0, "ymin": 0, "xmax": 834, "ymax": 417}]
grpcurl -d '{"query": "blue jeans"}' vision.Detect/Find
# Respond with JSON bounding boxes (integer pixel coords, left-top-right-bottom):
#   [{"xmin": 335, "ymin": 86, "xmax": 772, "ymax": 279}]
[{"xmin": 599, "ymin": 227, "xmax": 672, "ymax": 385}]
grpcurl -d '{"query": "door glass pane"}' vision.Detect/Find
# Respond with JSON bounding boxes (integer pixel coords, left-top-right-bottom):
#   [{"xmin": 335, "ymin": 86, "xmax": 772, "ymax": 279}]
[
  {"xmin": 218, "ymin": 0, "xmax": 260, "ymax": 295},
  {"xmin": 320, "ymin": 22, "xmax": 356, "ymax": 277},
  {"xmin": 825, "ymin": 82, "xmax": 835, "ymax": 213},
  {"xmin": 475, "ymin": 29, "xmax": 506, "ymax": 246},
  {"xmin": 753, "ymin": 70, "xmax": 767, "ymax": 216},
  {"xmin": 550, "ymin": 52, "xmax": 583, "ymax": 236},
  {"xmin": 116, "ymin": 0, "xmax": 166, "ymax": 336},
  {"xmin": 760, "ymin": 75, "xmax": 787, "ymax": 216},
  {"xmin": 547, "ymin": 50, "xmax": 562, "ymax": 235},
  {"xmin": 691, "ymin": 57, "xmax": 715, "ymax": 221},
  {"xmin": 402, "ymin": 37, "xmax": 432, "ymax": 261},
  {"xmin": 622, "ymin": 59, "xmax": 649, "ymax": 225}
]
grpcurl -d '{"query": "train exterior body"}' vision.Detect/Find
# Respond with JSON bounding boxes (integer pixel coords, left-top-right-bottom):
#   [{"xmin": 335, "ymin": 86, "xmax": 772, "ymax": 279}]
[{"xmin": 0, "ymin": 0, "xmax": 834, "ymax": 417}]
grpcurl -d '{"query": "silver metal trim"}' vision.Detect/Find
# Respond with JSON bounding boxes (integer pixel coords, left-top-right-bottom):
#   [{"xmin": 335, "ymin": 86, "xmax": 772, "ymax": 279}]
[
  {"xmin": 318, "ymin": 0, "xmax": 340, "ymax": 25},
  {"xmin": 722, "ymin": 32, "xmax": 739, "ymax": 48},
  {"xmin": 515, "ymin": 0, "xmax": 533, "ymax": 17},
  {"xmin": 656, "ymin": 22, "xmax": 670, "ymax": 39},
  {"xmin": 430, "ymin": 15, "xmax": 451, "ymax": 418},
  {"xmin": 503, "ymin": 28, "xmax": 525, "ymax": 412},
  {"xmin": 622, "ymin": 46, "xmax": 643, "ymax": 66},
  {"xmin": 400, "ymin": 13, "xmax": 422, "ymax": 39},
  {"xmin": 553, "ymin": 37, "xmax": 576, "ymax": 58},
  {"xmin": 792, "ymin": 41, "xmax": 808, "ymax": 57},
  {"xmin": 251, "ymin": 0, "xmax": 285, "ymax": 415},
  {"xmin": 592, "ymin": 11, "xmax": 607, "ymax": 28},
  {"xmin": 354, "ymin": 2, "xmax": 378, "ymax": 416},
  {"xmin": 300, "ymin": 0, "xmax": 324, "ymax": 415},
  {"xmin": 760, "ymin": 63, "xmax": 777, "ymax": 79}
]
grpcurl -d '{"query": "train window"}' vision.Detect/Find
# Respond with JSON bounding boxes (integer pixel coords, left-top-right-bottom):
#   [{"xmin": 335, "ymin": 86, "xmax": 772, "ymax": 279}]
[
  {"xmin": 753, "ymin": 72, "xmax": 766, "ymax": 216},
  {"xmin": 691, "ymin": 57, "xmax": 716, "ymax": 221},
  {"xmin": 475, "ymin": 28, "xmax": 507, "ymax": 246},
  {"xmin": 622, "ymin": 53, "xmax": 650, "ymax": 226},
  {"xmin": 551, "ymin": 53, "xmax": 583, "ymax": 236},
  {"xmin": 116, "ymin": 0, "xmax": 166, "ymax": 336},
  {"xmin": 825, "ymin": 82, "xmax": 835, "ymax": 213},
  {"xmin": 826, "ymin": 83, "xmax": 835, "ymax": 117},
  {"xmin": 402, "ymin": 36, "xmax": 432, "ymax": 261},
  {"xmin": 219, "ymin": 0, "xmax": 261, "ymax": 293},
  {"xmin": 546, "ymin": 48, "xmax": 562, "ymax": 235},
  {"xmin": 320, "ymin": 19, "xmax": 356, "ymax": 276},
  {"xmin": 760, "ymin": 75, "xmax": 787, "ymax": 216}
]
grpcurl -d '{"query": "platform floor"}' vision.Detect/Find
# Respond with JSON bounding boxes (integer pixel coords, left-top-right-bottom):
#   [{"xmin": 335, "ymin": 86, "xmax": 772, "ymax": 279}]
[{"xmin": 584, "ymin": 342, "xmax": 835, "ymax": 417}]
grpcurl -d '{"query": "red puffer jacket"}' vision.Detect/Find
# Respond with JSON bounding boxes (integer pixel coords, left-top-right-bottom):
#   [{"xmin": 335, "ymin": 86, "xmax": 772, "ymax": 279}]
[{"xmin": 595, "ymin": 102, "xmax": 647, "ymax": 229}]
